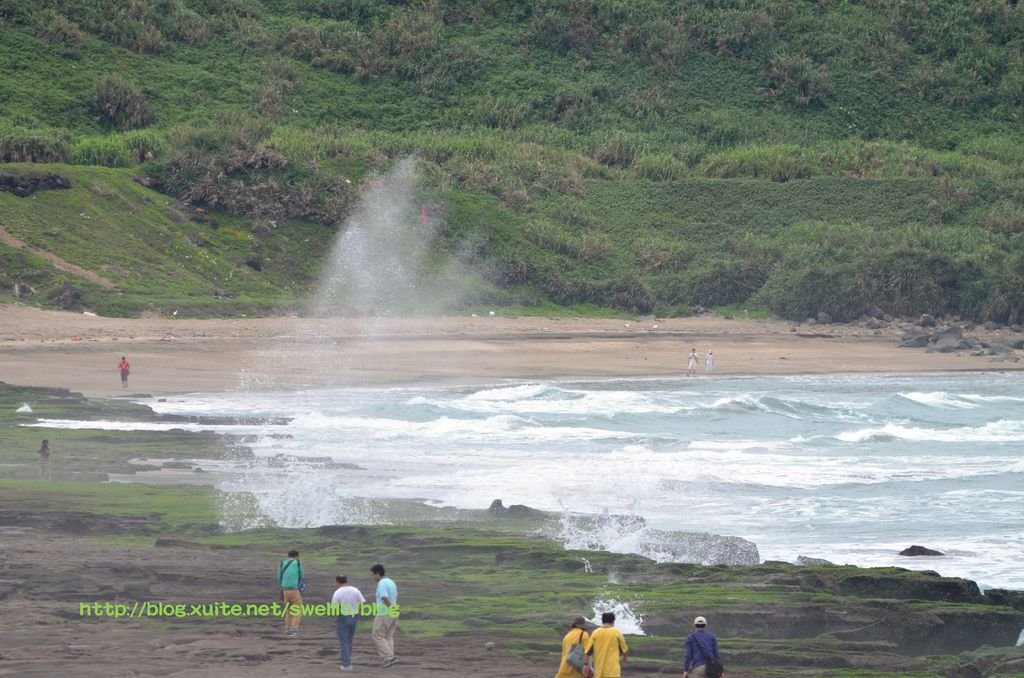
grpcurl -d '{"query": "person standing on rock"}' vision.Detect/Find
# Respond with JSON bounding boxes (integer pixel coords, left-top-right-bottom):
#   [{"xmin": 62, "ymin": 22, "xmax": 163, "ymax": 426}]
[
  {"xmin": 331, "ymin": 575, "xmax": 365, "ymax": 671},
  {"xmin": 687, "ymin": 348, "xmax": 698, "ymax": 377},
  {"xmin": 38, "ymin": 439, "xmax": 51, "ymax": 480},
  {"xmin": 278, "ymin": 549, "xmax": 304, "ymax": 637},
  {"xmin": 556, "ymin": 615, "xmax": 591, "ymax": 678},
  {"xmin": 117, "ymin": 356, "xmax": 130, "ymax": 389},
  {"xmin": 370, "ymin": 563, "xmax": 399, "ymax": 667},
  {"xmin": 585, "ymin": 612, "xmax": 628, "ymax": 678},
  {"xmin": 683, "ymin": 616, "xmax": 723, "ymax": 678}
]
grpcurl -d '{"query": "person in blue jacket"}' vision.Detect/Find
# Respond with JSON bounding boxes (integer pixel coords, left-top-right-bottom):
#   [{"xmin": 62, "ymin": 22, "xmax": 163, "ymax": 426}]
[{"xmin": 683, "ymin": 616, "xmax": 723, "ymax": 678}]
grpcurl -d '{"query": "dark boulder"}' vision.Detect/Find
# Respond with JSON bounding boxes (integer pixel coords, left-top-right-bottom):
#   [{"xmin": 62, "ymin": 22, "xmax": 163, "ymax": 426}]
[
  {"xmin": 795, "ymin": 555, "xmax": 836, "ymax": 567},
  {"xmin": 0, "ymin": 171, "xmax": 71, "ymax": 197},
  {"xmin": 900, "ymin": 333, "xmax": 930, "ymax": 348},
  {"xmin": 927, "ymin": 326, "xmax": 968, "ymax": 352},
  {"xmin": 919, "ymin": 314, "xmax": 937, "ymax": 327},
  {"xmin": 816, "ymin": 311, "xmax": 833, "ymax": 325},
  {"xmin": 13, "ymin": 283, "xmax": 35, "ymax": 298},
  {"xmin": 488, "ymin": 499, "xmax": 545, "ymax": 519},
  {"xmin": 984, "ymin": 588, "xmax": 1024, "ymax": 612},
  {"xmin": 837, "ymin": 572, "xmax": 981, "ymax": 603},
  {"xmin": 900, "ymin": 545, "xmax": 945, "ymax": 557},
  {"xmin": 52, "ymin": 283, "xmax": 81, "ymax": 309}
]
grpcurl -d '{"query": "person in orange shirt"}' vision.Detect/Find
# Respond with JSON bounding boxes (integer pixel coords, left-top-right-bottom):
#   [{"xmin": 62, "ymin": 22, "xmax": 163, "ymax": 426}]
[
  {"xmin": 117, "ymin": 356, "xmax": 130, "ymax": 389},
  {"xmin": 556, "ymin": 616, "xmax": 592, "ymax": 678}
]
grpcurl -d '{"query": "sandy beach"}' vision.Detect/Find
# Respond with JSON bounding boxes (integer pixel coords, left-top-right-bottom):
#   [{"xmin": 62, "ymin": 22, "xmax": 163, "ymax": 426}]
[{"xmin": 1, "ymin": 304, "xmax": 1021, "ymax": 397}]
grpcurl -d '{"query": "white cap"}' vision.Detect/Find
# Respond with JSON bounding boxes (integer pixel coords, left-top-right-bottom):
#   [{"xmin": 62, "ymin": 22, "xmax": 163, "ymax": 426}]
[{"xmin": 694, "ymin": 616, "xmax": 707, "ymax": 626}]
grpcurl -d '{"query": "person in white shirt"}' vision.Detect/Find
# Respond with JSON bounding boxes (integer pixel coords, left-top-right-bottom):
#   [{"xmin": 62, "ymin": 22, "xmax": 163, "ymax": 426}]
[
  {"xmin": 687, "ymin": 348, "xmax": 698, "ymax": 377},
  {"xmin": 705, "ymin": 350, "xmax": 714, "ymax": 374},
  {"xmin": 331, "ymin": 575, "xmax": 366, "ymax": 671}
]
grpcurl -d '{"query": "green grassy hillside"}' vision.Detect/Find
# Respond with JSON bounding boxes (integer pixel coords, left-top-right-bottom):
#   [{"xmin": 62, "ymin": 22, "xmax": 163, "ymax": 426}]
[{"xmin": 1, "ymin": 0, "xmax": 1023, "ymax": 320}]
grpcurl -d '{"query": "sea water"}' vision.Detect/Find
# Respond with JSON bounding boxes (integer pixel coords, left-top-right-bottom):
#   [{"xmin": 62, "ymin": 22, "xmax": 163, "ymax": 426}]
[{"xmin": 31, "ymin": 372, "xmax": 1024, "ymax": 589}]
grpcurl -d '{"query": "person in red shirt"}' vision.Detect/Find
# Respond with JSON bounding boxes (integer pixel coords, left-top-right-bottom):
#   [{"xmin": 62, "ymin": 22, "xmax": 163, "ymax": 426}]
[{"xmin": 117, "ymin": 356, "xmax": 130, "ymax": 389}]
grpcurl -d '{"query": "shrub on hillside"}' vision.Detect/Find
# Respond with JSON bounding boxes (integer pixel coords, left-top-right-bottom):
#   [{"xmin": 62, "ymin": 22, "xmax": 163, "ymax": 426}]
[
  {"xmin": 35, "ymin": 9, "xmax": 85, "ymax": 57},
  {"xmin": 524, "ymin": 7, "xmax": 600, "ymax": 57},
  {"xmin": 91, "ymin": 75, "xmax": 152, "ymax": 130},
  {"xmin": 594, "ymin": 133, "xmax": 640, "ymax": 168},
  {"xmin": 69, "ymin": 130, "xmax": 168, "ymax": 167},
  {"xmin": 71, "ymin": 136, "xmax": 132, "ymax": 167},
  {"xmin": 620, "ymin": 18, "xmax": 688, "ymax": 72},
  {"xmin": 766, "ymin": 54, "xmax": 831, "ymax": 107},
  {"xmin": 700, "ymin": 145, "xmax": 814, "ymax": 182},
  {"xmin": 634, "ymin": 153, "xmax": 683, "ymax": 181},
  {"xmin": 0, "ymin": 124, "xmax": 70, "ymax": 163},
  {"xmin": 753, "ymin": 222, "xmax": 998, "ymax": 321},
  {"xmin": 153, "ymin": 120, "xmax": 356, "ymax": 224},
  {"xmin": 973, "ymin": 251, "xmax": 1024, "ymax": 324}
]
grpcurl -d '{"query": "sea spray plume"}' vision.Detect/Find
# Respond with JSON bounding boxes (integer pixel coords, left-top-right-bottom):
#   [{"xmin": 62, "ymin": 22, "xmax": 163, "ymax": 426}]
[
  {"xmin": 218, "ymin": 452, "xmax": 390, "ymax": 529},
  {"xmin": 555, "ymin": 512, "xmax": 759, "ymax": 566},
  {"xmin": 588, "ymin": 594, "xmax": 646, "ymax": 636},
  {"xmin": 309, "ymin": 157, "xmax": 436, "ymax": 317},
  {"xmin": 235, "ymin": 157, "xmax": 439, "ymax": 390}
]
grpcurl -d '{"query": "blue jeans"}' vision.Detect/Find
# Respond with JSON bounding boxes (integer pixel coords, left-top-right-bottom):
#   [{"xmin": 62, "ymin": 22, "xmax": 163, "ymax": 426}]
[{"xmin": 336, "ymin": 615, "xmax": 358, "ymax": 666}]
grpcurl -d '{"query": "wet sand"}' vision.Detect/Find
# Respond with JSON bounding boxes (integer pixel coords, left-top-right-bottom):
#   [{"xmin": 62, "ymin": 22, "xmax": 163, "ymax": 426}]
[{"xmin": 1, "ymin": 304, "xmax": 1021, "ymax": 397}]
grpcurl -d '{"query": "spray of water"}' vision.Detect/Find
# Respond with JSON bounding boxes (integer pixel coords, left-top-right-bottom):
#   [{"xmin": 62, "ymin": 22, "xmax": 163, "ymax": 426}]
[
  {"xmin": 589, "ymin": 592, "xmax": 646, "ymax": 636},
  {"xmin": 309, "ymin": 157, "xmax": 436, "ymax": 317},
  {"xmin": 555, "ymin": 511, "xmax": 760, "ymax": 566},
  {"xmin": 1017, "ymin": 627, "xmax": 1024, "ymax": 647},
  {"xmin": 218, "ymin": 453, "xmax": 389, "ymax": 529}
]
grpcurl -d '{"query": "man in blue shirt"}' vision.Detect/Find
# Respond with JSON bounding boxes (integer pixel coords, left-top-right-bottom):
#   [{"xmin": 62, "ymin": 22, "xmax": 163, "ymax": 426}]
[
  {"xmin": 370, "ymin": 563, "xmax": 400, "ymax": 667},
  {"xmin": 683, "ymin": 616, "xmax": 723, "ymax": 678}
]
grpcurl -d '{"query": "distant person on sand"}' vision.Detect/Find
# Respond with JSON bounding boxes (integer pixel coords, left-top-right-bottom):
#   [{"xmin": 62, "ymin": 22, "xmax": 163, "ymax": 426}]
[
  {"xmin": 38, "ymin": 439, "xmax": 51, "ymax": 480},
  {"xmin": 687, "ymin": 348, "xmax": 698, "ymax": 377},
  {"xmin": 370, "ymin": 563, "xmax": 399, "ymax": 667},
  {"xmin": 331, "ymin": 575, "xmax": 365, "ymax": 671},
  {"xmin": 585, "ymin": 612, "xmax": 628, "ymax": 678},
  {"xmin": 683, "ymin": 616, "xmax": 723, "ymax": 678},
  {"xmin": 278, "ymin": 549, "xmax": 304, "ymax": 637},
  {"xmin": 556, "ymin": 615, "xmax": 591, "ymax": 678},
  {"xmin": 117, "ymin": 356, "xmax": 130, "ymax": 389},
  {"xmin": 705, "ymin": 350, "xmax": 714, "ymax": 374}
]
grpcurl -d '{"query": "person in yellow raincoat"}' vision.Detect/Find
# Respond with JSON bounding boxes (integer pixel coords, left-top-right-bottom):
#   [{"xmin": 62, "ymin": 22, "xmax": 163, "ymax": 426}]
[{"xmin": 556, "ymin": 616, "xmax": 592, "ymax": 678}]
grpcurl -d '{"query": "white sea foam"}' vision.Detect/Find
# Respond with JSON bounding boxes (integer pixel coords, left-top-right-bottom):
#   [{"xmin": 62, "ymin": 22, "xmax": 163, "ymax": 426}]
[
  {"xmin": 836, "ymin": 420, "xmax": 1024, "ymax": 443},
  {"xmin": 33, "ymin": 372, "xmax": 1024, "ymax": 589},
  {"xmin": 412, "ymin": 386, "xmax": 688, "ymax": 416},
  {"xmin": 462, "ymin": 383, "xmax": 551, "ymax": 401},
  {"xmin": 16, "ymin": 403, "xmax": 32, "ymax": 413},
  {"xmin": 287, "ymin": 412, "xmax": 639, "ymax": 443},
  {"xmin": 897, "ymin": 391, "xmax": 1024, "ymax": 409},
  {"xmin": 24, "ymin": 418, "xmax": 272, "ymax": 434},
  {"xmin": 900, "ymin": 392, "xmax": 980, "ymax": 409},
  {"xmin": 588, "ymin": 595, "xmax": 646, "ymax": 636}
]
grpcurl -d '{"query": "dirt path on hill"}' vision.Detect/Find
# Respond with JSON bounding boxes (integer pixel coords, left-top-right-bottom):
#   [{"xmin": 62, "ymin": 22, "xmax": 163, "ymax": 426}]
[{"xmin": 0, "ymin": 224, "xmax": 117, "ymax": 289}]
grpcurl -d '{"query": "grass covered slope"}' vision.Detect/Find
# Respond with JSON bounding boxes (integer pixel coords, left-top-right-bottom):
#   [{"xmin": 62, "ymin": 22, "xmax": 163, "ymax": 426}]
[
  {"xmin": 1, "ymin": 0, "xmax": 1023, "ymax": 319},
  {"xmin": 0, "ymin": 164, "xmax": 333, "ymax": 316}
]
